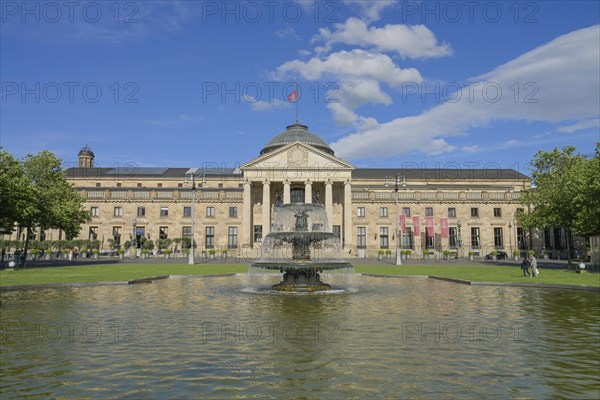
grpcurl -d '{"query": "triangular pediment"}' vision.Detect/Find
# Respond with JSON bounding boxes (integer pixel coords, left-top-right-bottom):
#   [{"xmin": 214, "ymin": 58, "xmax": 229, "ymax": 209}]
[{"xmin": 242, "ymin": 141, "xmax": 355, "ymax": 171}]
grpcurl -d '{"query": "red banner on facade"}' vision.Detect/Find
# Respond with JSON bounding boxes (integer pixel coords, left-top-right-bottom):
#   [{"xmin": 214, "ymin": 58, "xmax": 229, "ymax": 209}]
[
  {"xmin": 399, "ymin": 214, "xmax": 406, "ymax": 233},
  {"xmin": 426, "ymin": 216, "xmax": 435, "ymax": 238},
  {"xmin": 413, "ymin": 216, "xmax": 420, "ymax": 236},
  {"xmin": 441, "ymin": 217, "xmax": 449, "ymax": 239}
]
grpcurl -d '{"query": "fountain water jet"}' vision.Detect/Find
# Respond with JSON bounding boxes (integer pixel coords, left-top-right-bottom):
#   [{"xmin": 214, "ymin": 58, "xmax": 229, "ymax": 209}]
[{"xmin": 252, "ymin": 201, "xmax": 352, "ymax": 292}]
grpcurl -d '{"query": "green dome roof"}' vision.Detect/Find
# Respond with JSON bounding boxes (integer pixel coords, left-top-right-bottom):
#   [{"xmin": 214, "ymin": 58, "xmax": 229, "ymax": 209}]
[{"xmin": 260, "ymin": 123, "xmax": 334, "ymax": 155}]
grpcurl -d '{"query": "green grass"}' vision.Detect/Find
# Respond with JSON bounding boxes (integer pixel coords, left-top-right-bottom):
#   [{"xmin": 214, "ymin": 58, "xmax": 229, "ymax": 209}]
[
  {"xmin": 1, "ymin": 263, "xmax": 598, "ymax": 288},
  {"xmin": 0, "ymin": 264, "xmax": 247, "ymax": 286},
  {"xmin": 354, "ymin": 265, "xmax": 600, "ymax": 287}
]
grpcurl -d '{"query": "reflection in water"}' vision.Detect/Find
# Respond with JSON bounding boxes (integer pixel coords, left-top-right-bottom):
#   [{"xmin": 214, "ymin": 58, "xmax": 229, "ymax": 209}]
[{"xmin": 1, "ymin": 276, "xmax": 598, "ymax": 399}]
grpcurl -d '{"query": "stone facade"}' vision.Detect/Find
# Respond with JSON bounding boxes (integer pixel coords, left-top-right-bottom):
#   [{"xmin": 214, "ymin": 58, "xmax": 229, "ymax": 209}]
[{"xmin": 6, "ymin": 124, "xmax": 584, "ymax": 259}]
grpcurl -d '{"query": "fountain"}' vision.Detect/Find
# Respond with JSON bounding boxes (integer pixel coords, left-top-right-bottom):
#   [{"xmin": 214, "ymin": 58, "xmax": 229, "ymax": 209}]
[{"xmin": 252, "ymin": 199, "xmax": 352, "ymax": 292}]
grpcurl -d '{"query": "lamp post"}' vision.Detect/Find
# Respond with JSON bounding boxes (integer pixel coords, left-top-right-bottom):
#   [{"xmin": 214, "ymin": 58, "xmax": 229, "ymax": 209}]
[
  {"xmin": 457, "ymin": 219, "xmax": 463, "ymax": 259},
  {"xmin": 132, "ymin": 218, "xmax": 137, "ymax": 257},
  {"xmin": 385, "ymin": 173, "xmax": 406, "ymax": 266},
  {"xmin": 508, "ymin": 221, "xmax": 513, "ymax": 256},
  {"xmin": 185, "ymin": 169, "xmax": 205, "ymax": 265}
]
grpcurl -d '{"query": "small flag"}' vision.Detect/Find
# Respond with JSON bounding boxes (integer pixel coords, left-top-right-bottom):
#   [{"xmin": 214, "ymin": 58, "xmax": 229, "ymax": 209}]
[
  {"xmin": 413, "ymin": 216, "xmax": 420, "ymax": 236},
  {"xmin": 426, "ymin": 216, "xmax": 435, "ymax": 238},
  {"xmin": 399, "ymin": 214, "xmax": 406, "ymax": 233},
  {"xmin": 287, "ymin": 84, "xmax": 298, "ymax": 102},
  {"xmin": 441, "ymin": 218, "xmax": 449, "ymax": 239}
]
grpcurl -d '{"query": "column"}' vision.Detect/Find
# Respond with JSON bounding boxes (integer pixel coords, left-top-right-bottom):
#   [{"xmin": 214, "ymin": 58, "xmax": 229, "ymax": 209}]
[
  {"xmin": 343, "ymin": 182, "xmax": 353, "ymax": 252},
  {"xmin": 283, "ymin": 182, "xmax": 290, "ymax": 204},
  {"xmin": 305, "ymin": 181, "xmax": 312, "ymax": 204},
  {"xmin": 325, "ymin": 182, "xmax": 333, "ymax": 230},
  {"xmin": 242, "ymin": 182, "xmax": 252, "ymax": 246},
  {"xmin": 263, "ymin": 181, "xmax": 271, "ymax": 236}
]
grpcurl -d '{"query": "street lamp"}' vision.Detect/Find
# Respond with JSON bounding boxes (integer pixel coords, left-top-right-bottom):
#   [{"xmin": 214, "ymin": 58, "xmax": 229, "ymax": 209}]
[
  {"xmin": 132, "ymin": 218, "xmax": 137, "ymax": 257},
  {"xmin": 508, "ymin": 221, "xmax": 513, "ymax": 256},
  {"xmin": 457, "ymin": 219, "xmax": 463, "ymax": 259},
  {"xmin": 185, "ymin": 169, "xmax": 205, "ymax": 265},
  {"xmin": 385, "ymin": 173, "xmax": 407, "ymax": 266}
]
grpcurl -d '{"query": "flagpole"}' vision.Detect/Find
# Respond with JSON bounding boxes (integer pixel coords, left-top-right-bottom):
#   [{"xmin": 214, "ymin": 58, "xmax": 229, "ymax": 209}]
[{"xmin": 295, "ymin": 83, "xmax": 299, "ymax": 123}]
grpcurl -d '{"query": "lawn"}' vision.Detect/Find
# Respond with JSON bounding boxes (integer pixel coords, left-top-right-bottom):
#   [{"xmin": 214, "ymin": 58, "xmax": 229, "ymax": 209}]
[
  {"xmin": 1, "ymin": 263, "xmax": 598, "ymax": 288},
  {"xmin": 353, "ymin": 265, "xmax": 600, "ymax": 287}
]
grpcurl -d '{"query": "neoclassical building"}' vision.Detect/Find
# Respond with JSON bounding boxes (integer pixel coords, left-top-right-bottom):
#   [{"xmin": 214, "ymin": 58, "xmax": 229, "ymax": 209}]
[{"xmin": 10, "ymin": 122, "xmax": 579, "ymax": 258}]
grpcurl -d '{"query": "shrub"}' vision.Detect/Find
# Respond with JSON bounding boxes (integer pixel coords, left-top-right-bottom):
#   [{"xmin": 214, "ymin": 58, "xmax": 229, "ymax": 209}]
[
  {"xmin": 117, "ymin": 249, "xmax": 125, "ymax": 255},
  {"xmin": 140, "ymin": 249, "xmax": 149, "ymax": 255},
  {"xmin": 468, "ymin": 251, "xmax": 475, "ymax": 256},
  {"xmin": 183, "ymin": 249, "xmax": 190, "ymax": 255},
  {"xmin": 491, "ymin": 250, "xmax": 498, "ymax": 256},
  {"xmin": 162, "ymin": 249, "xmax": 172, "ymax": 255},
  {"xmin": 45, "ymin": 249, "xmax": 53, "ymax": 255},
  {"xmin": 209, "ymin": 249, "xmax": 216, "ymax": 255},
  {"xmin": 422, "ymin": 249, "xmax": 430, "ymax": 255},
  {"xmin": 385, "ymin": 249, "xmax": 392, "ymax": 255},
  {"xmin": 378, "ymin": 250, "xmax": 385, "ymax": 255},
  {"xmin": 513, "ymin": 250, "xmax": 520, "ymax": 256},
  {"xmin": 443, "ymin": 249, "xmax": 452, "ymax": 256},
  {"xmin": 92, "ymin": 249, "xmax": 100, "ymax": 254},
  {"xmin": 528, "ymin": 250, "xmax": 535, "ymax": 255}
]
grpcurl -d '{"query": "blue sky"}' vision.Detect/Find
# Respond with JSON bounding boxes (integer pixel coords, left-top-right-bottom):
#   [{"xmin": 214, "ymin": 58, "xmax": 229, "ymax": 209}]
[{"xmin": 1, "ymin": 0, "xmax": 599, "ymax": 174}]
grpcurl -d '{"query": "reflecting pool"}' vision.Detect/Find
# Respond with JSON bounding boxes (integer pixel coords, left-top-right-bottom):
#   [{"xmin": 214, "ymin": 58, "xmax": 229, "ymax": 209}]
[{"xmin": 1, "ymin": 275, "xmax": 599, "ymax": 399}]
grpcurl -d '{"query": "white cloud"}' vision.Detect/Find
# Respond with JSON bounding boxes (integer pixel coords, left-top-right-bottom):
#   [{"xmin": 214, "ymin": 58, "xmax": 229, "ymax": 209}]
[
  {"xmin": 462, "ymin": 145, "xmax": 480, "ymax": 153},
  {"xmin": 145, "ymin": 114, "xmax": 204, "ymax": 126},
  {"xmin": 275, "ymin": 27, "xmax": 301, "ymax": 41},
  {"xmin": 315, "ymin": 17, "xmax": 453, "ymax": 59},
  {"xmin": 244, "ymin": 96, "xmax": 291, "ymax": 112},
  {"xmin": 342, "ymin": 0, "xmax": 397, "ymax": 22},
  {"xmin": 331, "ymin": 25, "xmax": 600, "ymax": 160},
  {"xmin": 557, "ymin": 118, "xmax": 600, "ymax": 133},
  {"xmin": 505, "ymin": 140, "xmax": 520, "ymax": 146}
]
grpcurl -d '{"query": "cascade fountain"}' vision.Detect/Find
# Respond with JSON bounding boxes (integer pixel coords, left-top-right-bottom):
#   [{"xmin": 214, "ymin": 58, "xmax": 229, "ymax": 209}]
[{"xmin": 252, "ymin": 198, "xmax": 352, "ymax": 292}]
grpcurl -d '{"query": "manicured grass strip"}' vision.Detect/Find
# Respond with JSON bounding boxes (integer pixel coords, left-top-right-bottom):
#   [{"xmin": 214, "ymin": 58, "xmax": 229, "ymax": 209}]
[
  {"xmin": 353, "ymin": 265, "xmax": 600, "ymax": 287},
  {"xmin": 0, "ymin": 264, "xmax": 247, "ymax": 287}
]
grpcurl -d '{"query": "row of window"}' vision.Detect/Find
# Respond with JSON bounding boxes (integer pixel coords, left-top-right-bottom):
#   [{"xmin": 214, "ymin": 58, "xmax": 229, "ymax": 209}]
[
  {"xmin": 355, "ymin": 226, "xmax": 526, "ymax": 249},
  {"xmin": 93, "ymin": 182, "xmax": 242, "ymax": 188},
  {"xmin": 359, "ymin": 207, "xmax": 522, "ymax": 218},
  {"xmin": 91, "ymin": 206, "xmax": 239, "ymax": 218}
]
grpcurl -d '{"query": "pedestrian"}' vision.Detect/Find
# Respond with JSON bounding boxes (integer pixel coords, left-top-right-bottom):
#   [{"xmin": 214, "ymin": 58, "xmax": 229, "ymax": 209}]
[
  {"xmin": 530, "ymin": 254, "xmax": 539, "ymax": 277},
  {"xmin": 521, "ymin": 256, "xmax": 530, "ymax": 277}
]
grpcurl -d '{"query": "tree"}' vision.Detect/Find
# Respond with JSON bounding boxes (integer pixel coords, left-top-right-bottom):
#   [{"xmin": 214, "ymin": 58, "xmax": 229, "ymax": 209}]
[
  {"xmin": 517, "ymin": 144, "xmax": 599, "ymax": 265},
  {"xmin": 0, "ymin": 150, "xmax": 91, "ymax": 267}
]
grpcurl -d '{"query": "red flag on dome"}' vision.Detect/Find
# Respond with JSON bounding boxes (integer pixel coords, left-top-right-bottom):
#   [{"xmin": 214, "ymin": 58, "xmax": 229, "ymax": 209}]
[{"xmin": 287, "ymin": 86, "xmax": 298, "ymax": 102}]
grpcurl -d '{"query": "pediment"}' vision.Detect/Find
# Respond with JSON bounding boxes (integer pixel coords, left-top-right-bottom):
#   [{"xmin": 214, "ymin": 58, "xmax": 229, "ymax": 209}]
[{"xmin": 242, "ymin": 141, "xmax": 354, "ymax": 171}]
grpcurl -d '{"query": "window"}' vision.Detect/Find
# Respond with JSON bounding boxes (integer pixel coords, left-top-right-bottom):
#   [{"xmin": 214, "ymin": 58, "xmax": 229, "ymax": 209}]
[
  {"xmin": 290, "ymin": 188, "xmax": 304, "ymax": 204},
  {"xmin": 493, "ymin": 208, "xmax": 502, "ymax": 217},
  {"xmin": 357, "ymin": 207, "xmax": 365, "ymax": 217},
  {"xmin": 449, "ymin": 227, "xmax": 457, "ymax": 248},
  {"xmin": 113, "ymin": 227, "xmax": 122, "ymax": 245},
  {"xmin": 218, "ymin": 183, "xmax": 224, "ymax": 188},
  {"xmin": 206, "ymin": 207, "xmax": 215, "ymax": 217},
  {"xmin": 254, "ymin": 225, "xmax": 263, "ymax": 242},
  {"xmin": 517, "ymin": 227, "xmax": 525, "ymax": 249},
  {"xmin": 205, "ymin": 226, "xmax": 215, "ymax": 248},
  {"xmin": 471, "ymin": 207, "xmax": 479, "ymax": 218},
  {"xmin": 178, "ymin": 183, "xmax": 183, "ymax": 188},
  {"xmin": 380, "ymin": 207, "xmax": 388, "ymax": 217},
  {"xmin": 448, "ymin": 207, "xmax": 456, "ymax": 218},
  {"xmin": 183, "ymin": 207, "xmax": 192, "ymax": 217},
  {"xmin": 113, "ymin": 206, "xmax": 122, "ymax": 217},
  {"xmin": 402, "ymin": 207, "xmax": 411, "ymax": 217},
  {"xmin": 182, "ymin": 226, "xmax": 192, "ymax": 237},
  {"xmin": 380, "ymin": 227, "xmax": 389, "ymax": 248},
  {"xmin": 137, "ymin": 183, "xmax": 142, "ymax": 188},
  {"xmin": 402, "ymin": 227, "xmax": 413, "ymax": 249},
  {"xmin": 89, "ymin": 226, "xmax": 98, "ymax": 240},
  {"xmin": 494, "ymin": 227, "xmax": 504, "ymax": 248},
  {"xmin": 228, "ymin": 227, "xmax": 238, "ymax": 248},
  {"xmin": 158, "ymin": 183, "xmax": 162, "ymax": 188},
  {"xmin": 160, "ymin": 207, "xmax": 169, "ymax": 217},
  {"xmin": 95, "ymin": 183, "xmax": 101, "ymax": 187},
  {"xmin": 116, "ymin": 183, "xmax": 122, "ymax": 188},
  {"xmin": 91, "ymin": 206, "xmax": 99, "ymax": 217},
  {"xmin": 137, "ymin": 206, "xmax": 145, "ymax": 217},
  {"xmin": 333, "ymin": 225, "xmax": 341, "ymax": 239},
  {"xmin": 471, "ymin": 227, "xmax": 480, "ymax": 249},
  {"xmin": 357, "ymin": 227, "xmax": 367, "ymax": 248},
  {"xmin": 425, "ymin": 207, "xmax": 434, "ymax": 217},
  {"xmin": 229, "ymin": 207, "xmax": 238, "ymax": 218},
  {"xmin": 159, "ymin": 227, "xmax": 168, "ymax": 240}
]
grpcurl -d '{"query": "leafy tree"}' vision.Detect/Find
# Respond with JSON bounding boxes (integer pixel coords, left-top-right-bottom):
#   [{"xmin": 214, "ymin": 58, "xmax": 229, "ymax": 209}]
[
  {"xmin": 517, "ymin": 144, "xmax": 598, "ymax": 265},
  {"xmin": 1, "ymin": 150, "xmax": 91, "ymax": 267}
]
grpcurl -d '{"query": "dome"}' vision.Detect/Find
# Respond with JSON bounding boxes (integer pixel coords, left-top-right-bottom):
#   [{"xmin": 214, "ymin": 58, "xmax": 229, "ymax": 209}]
[
  {"xmin": 260, "ymin": 123, "xmax": 334, "ymax": 155},
  {"xmin": 78, "ymin": 145, "xmax": 94, "ymax": 157}
]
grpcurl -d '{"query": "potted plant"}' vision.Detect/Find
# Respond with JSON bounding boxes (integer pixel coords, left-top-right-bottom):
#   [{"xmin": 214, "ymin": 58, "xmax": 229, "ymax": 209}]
[
  {"xmin": 222, "ymin": 250, "xmax": 228, "ymax": 259},
  {"xmin": 490, "ymin": 250, "xmax": 498, "ymax": 260},
  {"xmin": 385, "ymin": 249, "xmax": 392, "ymax": 259},
  {"xmin": 62, "ymin": 249, "xmax": 71, "ymax": 259},
  {"xmin": 183, "ymin": 249, "xmax": 190, "ymax": 257},
  {"xmin": 378, "ymin": 249, "xmax": 384, "ymax": 260},
  {"xmin": 44, "ymin": 249, "xmax": 53, "ymax": 260},
  {"xmin": 422, "ymin": 249, "xmax": 430, "ymax": 261},
  {"xmin": 140, "ymin": 249, "xmax": 149, "ymax": 258},
  {"xmin": 163, "ymin": 249, "xmax": 172, "ymax": 259},
  {"xmin": 209, "ymin": 249, "xmax": 216, "ymax": 259},
  {"xmin": 542, "ymin": 250, "xmax": 550, "ymax": 259},
  {"xmin": 117, "ymin": 249, "xmax": 125, "ymax": 259},
  {"xmin": 468, "ymin": 251, "xmax": 475, "ymax": 261},
  {"xmin": 200, "ymin": 250, "xmax": 206, "ymax": 259},
  {"xmin": 405, "ymin": 250, "xmax": 412, "ymax": 259},
  {"xmin": 443, "ymin": 249, "xmax": 452, "ymax": 260},
  {"xmin": 92, "ymin": 248, "xmax": 100, "ymax": 259},
  {"xmin": 513, "ymin": 250, "xmax": 520, "ymax": 261},
  {"xmin": 30, "ymin": 249, "xmax": 41, "ymax": 260}
]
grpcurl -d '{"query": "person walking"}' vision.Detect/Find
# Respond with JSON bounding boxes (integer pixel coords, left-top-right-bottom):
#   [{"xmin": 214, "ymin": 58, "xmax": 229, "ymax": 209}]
[
  {"xmin": 530, "ymin": 254, "xmax": 539, "ymax": 277},
  {"xmin": 521, "ymin": 256, "xmax": 531, "ymax": 277}
]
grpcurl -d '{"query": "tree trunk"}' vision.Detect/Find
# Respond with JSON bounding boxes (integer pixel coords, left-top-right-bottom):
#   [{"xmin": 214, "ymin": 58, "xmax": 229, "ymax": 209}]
[
  {"xmin": 21, "ymin": 226, "xmax": 32, "ymax": 268},
  {"xmin": 566, "ymin": 228, "xmax": 572, "ymax": 268}
]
